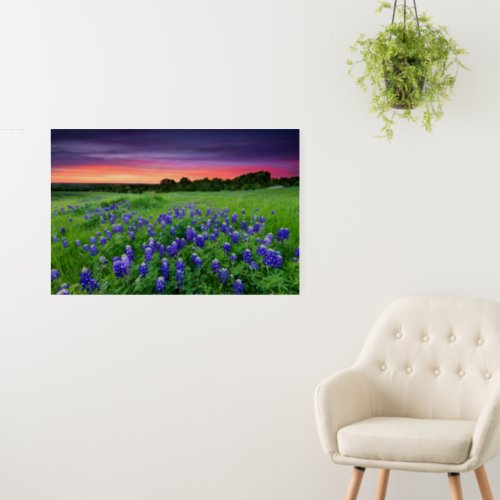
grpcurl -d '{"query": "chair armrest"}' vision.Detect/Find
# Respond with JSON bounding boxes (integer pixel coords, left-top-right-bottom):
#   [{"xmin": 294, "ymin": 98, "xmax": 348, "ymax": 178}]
[
  {"xmin": 314, "ymin": 368, "xmax": 377, "ymax": 456},
  {"xmin": 471, "ymin": 384, "xmax": 500, "ymax": 465}
]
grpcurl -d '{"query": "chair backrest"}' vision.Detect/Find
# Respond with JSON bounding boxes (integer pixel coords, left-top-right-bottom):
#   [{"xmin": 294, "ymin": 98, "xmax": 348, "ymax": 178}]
[{"xmin": 355, "ymin": 297, "xmax": 500, "ymax": 420}]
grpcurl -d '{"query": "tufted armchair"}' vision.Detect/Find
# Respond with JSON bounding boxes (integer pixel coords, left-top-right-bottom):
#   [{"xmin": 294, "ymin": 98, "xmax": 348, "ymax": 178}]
[{"xmin": 315, "ymin": 297, "xmax": 500, "ymax": 500}]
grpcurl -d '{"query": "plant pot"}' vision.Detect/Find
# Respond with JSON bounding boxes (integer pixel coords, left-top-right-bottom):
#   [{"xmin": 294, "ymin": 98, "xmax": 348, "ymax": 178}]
[{"xmin": 384, "ymin": 57, "xmax": 425, "ymax": 110}]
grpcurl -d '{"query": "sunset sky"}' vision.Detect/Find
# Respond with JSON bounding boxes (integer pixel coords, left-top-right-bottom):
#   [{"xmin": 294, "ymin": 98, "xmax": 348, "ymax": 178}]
[{"xmin": 51, "ymin": 129, "xmax": 300, "ymax": 184}]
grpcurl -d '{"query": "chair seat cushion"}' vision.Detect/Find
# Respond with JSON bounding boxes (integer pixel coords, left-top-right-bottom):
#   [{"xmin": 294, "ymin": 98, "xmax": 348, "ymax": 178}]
[{"xmin": 337, "ymin": 417, "xmax": 476, "ymax": 465}]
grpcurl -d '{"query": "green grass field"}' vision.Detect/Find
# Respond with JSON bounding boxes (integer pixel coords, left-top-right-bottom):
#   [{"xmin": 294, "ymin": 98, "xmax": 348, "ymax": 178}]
[{"xmin": 51, "ymin": 187, "xmax": 299, "ymax": 295}]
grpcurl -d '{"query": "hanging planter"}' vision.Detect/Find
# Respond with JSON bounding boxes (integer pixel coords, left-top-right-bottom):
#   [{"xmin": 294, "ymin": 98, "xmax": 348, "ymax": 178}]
[{"xmin": 347, "ymin": 0, "xmax": 468, "ymax": 140}]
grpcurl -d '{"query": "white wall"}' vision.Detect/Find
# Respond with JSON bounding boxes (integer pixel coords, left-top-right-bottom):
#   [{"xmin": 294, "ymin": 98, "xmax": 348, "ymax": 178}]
[{"xmin": 1, "ymin": 0, "xmax": 500, "ymax": 499}]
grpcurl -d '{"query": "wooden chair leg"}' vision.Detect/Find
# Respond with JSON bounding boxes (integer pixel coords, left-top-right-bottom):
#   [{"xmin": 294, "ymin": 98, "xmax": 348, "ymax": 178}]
[
  {"xmin": 345, "ymin": 467, "xmax": 365, "ymax": 500},
  {"xmin": 375, "ymin": 469, "xmax": 390, "ymax": 500},
  {"xmin": 475, "ymin": 465, "xmax": 494, "ymax": 500},
  {"xmin": 448, "ymin": 472, "xmax": 464, "ymax": 500}
]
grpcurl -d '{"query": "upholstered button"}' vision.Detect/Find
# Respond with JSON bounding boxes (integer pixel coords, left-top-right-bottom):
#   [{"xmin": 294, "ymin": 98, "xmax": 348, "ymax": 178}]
[
  {"xmin": 422, "ymin": 335, "xmax": 429, "ymax": 342},
  {"xmin": 477, "ymin": 338, "xmax": 484, "ymax": 346},
  {"xmin": 449, "ymin": 334, "xmax": 456, "ymax": 343},
  {"xmin": 458, "ymin": 369, "xmax": 465, "ymax": 377},
  {"xmin": 395, "ymin": 332, "xmax": 402, "ymax": 339},
  {"xmin": 434, "ymin": 368, "xmax": 441, "ymax": 376},
  {"xmin": 485, "ymin": 371, "xmax": 492, "ymax": 380},
  {"xmin": 406, "ymin": 366, "xmax": 413, "ymax": 374},
  {"xmin": 380, "ymin": 363, "xmax": 387, "ymax": 371}
]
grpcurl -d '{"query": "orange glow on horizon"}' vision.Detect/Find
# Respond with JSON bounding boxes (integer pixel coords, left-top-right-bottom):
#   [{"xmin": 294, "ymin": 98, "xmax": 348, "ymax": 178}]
[{"xmin": 51, "ymin": 163, "xmax": 298, "ymax": 184}]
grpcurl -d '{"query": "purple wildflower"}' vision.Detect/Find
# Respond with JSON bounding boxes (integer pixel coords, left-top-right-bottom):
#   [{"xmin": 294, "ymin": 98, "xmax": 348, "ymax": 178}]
[
  {"xmin": 222, "ymin": 242, "xmax": 231, "ymax": 253},
  {"xmin": 79, "ymin": 267, "xmax": 99, "ymax": 293},
  {"xmin": 175, "ymin": 259, "xmax": 185, "ymax": 288},
  {"xmin": 218, "ymin": 268, "xmax": 229, "ymax": 284},
  {"xmin": 51, "ymin": 269, "xmax": 60, "ymax": 281},
  {"xmin": 138, "ymin": 261, "xmax": 148, "ymax": 277},
  {"xmin": 191, "ymin": 253, "xmax": 203, "ymax": 268},
  {"xmin": 112, "ymin": 255, "xmax": 131, "ymax": 278},
  {"xmin": 211, "ymin": 259, "xmax": 221, "ymax": 274},
  {"xmin": 125, "ymin": 245, "xmax": 134, "ymax": 261},
  {"xmin": 156, "ymin": 276, "xmax": 166, "ymax": 293},
  {"xmin": 161, "ymin": 258, "xmax": 170, "ymax": 278},
  {"xmin": 195, "ymin": 234, "xmax": 205, "ymax": 248},
  {"xmin": 277, "ymin": 228, "xmax": 290, "ymax": 242},
  {"xmin": 144, "ymin": 246, "xmax": 153, "ymax": 262},
  {"xmin": 263, "ymin": 249, "xmax": 283, "ymax": 269},
  {"xmin": 233, "ymin": 279, "xmax": 244, "ymax": 294},
  {"xmin": 242, "ymin": 249, "xmax": 252, "ymax": 263}
]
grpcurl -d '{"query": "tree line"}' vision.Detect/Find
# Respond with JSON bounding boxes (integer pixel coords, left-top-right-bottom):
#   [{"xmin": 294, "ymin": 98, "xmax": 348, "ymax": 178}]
[{"xmin": 51, "ymin": 171, "xmax": 299, "ymax": 193}]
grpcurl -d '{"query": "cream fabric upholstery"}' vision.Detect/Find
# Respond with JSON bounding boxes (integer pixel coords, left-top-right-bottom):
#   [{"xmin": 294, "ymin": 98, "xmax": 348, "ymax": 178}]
[
  {"xmin": 338, "ymin": 417, "xmax": 475, "ymax": 464},
  {"xmin": 315, "ymin": 297, "xmax": 500, "ymax": 472}
]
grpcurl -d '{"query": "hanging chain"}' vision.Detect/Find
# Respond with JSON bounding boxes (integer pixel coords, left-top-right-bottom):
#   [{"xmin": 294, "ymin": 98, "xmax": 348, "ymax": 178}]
[{"xmin": 390, "ymin": 0, "xmax": 421, "ymax": 35}]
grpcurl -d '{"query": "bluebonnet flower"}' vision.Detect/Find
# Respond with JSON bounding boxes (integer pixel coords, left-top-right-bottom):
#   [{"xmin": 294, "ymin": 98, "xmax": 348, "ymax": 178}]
[
  {"xmin": 242, "ymin": 249, "xmax": 252, "ymax": 263},
  {"xmin": 218, "ymin": 268, "xmax": 229, "ymax": 284},
  {"xmin": 263, "ymin": 249, "xmax": 283, "ymax": 269},
  {"xmin": 230, "ymin": 231, "xmax": 239, "ymax": 244},
  {"xmin": 271, "ymin": 210, "xmax": 275, "ymax": 215},
  {"xmin": 144, "ymin": 246, "xmax": 153, "ymax": 262},
  {"xmin": 294, "ymin": 247, "xmax": 300, "ymax": 261},
  {"xmin": 186, "ymin": 226, "xmax": 194, "ymax": 241},
  {"xmin": 112, "ymin": 224, "xmax": 123, "ymax": 233},
  {"xmin": 52, "ymin": 235, "xmax": 59, "ymax": 243},
  {"xmin": 105, "ymin": 230, "xmax": 112, "ymax": 239},
  {"xmin": 60, "ymin": 227, "xmax": 66, "ymax": 234},
  {"xmin": 51, "ymin": 269, "xmax": 60, "ymax": 281},
  {"xmin": 195, "ymin": 234, "xmax": 205, "ymax": 248},
  {"xmin": 249, "ymin": 261, "xmax": 259, "ymax": 271},
  {"xmin": 90, "ymin": 244, "xmax": 98, "ymax": 256},
  {"xmin": 99, "ymin": 256, "xmax": 108, "ymax": 265},
  {"xmin": 259, "ymin": 216, "xmax": 265, "ymax": 223},
  {"xmin": 80, "ymin": 267, "xmax": 99, "ymax": 293},
  {"xmin": 83, "ymin": 244, "xmax": 90, "ymax": 252},
  {"xmin": 277, "ymin": 228, "xmax": 290, "ymax": 242},
  {"xmin": 230, "ymin": 253, "xmax": 238, "ymax": 262},
  {"xmin": 233, "ymin": 279, "xmax": 244, "ymax": 295},
  {"xmin": 231, "ymin": 213, "xmax": 238, "ymax": 223},
  {"xmin": 262, "ymin": 233, "xmax": 274, "ymax": 245},
  {"xmin": 175, "ymin": 259, "xmax": 185, "ymax": 288},
  {"xmin": 241, "ymin": 221, "xmax": 247, "ymax": 230},
  {"xmin": 161, "ymin": 258, "xmax": 170, "ymax": 278},
  {"xmin": 211, "ymin": 259, "xmax": 221, "ymax": 274},
  {"xmin": 253, "ymin": 223, "xmax": 261, "ymax": 233},
  {"xmin": 62, "ymin": 238, "xmax": 68, "ymax": 248},
  {"xmin": 56, "ymin": 287, "xmax": 70, "ymax": 295},
  {"xmin": 257, "ymin": 245, "xmax": 267, "ymax": 256},
  {"xmin": 112, "ymin": 255, "xmax": 131, "ymax": 278},
  {"xmin": 125, "ymin": 245, "xmax": 135, "ymax": 261},
  {"xmin": 138, "ymin": 261, "xmax": 148, "ymax": 277},
  {"xmin": 170, "ymin": 226, "xmax": 176, "ymax": 236},
  {"xmin": 147, "ymin": 224, "xmax": 155, "ymax": 236},
  {"xmin": 90, "ymin": 236, "xmax": 96, "ymax": 244},
  {"xmin": 167, "ymin": 241, "xmax": 178, "ymax": 257},
  {"xmin": 156, "ymin": 276, "xmax": 166, "ymax": 293},
  {"xmin": 99, "ymin": 237, "xmax": 107, "ymax": 245},
  {"xmin": 222, "ymin": 242, "xmax": 231, "ymax": 253},
  {"xmin": 68, "ymin": 217, "xmax": 73, "ymax": 223},
  {"xmin": 191, "ymin": 253, "xmax": 203, "ymax": 268}
]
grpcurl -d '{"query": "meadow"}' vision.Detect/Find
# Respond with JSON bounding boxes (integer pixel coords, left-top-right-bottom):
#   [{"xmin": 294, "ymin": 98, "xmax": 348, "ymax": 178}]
[{"xmin": 51, "ymin": 187, "xmax": 299, "ymax": 295}]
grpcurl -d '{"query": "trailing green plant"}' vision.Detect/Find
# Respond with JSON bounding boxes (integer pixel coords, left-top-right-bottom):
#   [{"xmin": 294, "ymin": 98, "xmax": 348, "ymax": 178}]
[{"xmin": 346, "ymin": 1, "xmax": 468, "ymax": 140}]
